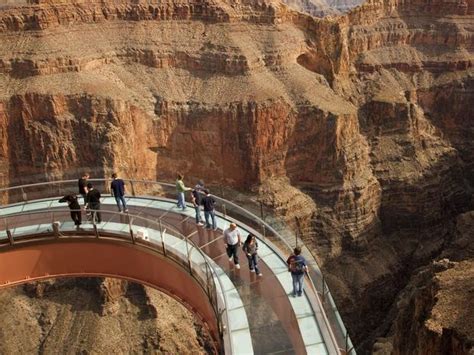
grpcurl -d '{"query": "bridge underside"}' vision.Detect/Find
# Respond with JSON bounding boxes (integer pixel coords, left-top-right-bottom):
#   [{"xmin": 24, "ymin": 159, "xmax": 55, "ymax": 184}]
[{"xmin": 0, "ymin": 238, "xmax": 220, "ymax": 349}]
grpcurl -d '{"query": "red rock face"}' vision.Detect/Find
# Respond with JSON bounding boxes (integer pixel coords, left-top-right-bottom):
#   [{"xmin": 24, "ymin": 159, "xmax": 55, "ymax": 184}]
[
  {"xmin": 0, "ymin": 0, "xmax": 472, "ymax": 351},
  {"xmin": 0, "ymin": 0, "xmax": 470, "ymax": 244}
]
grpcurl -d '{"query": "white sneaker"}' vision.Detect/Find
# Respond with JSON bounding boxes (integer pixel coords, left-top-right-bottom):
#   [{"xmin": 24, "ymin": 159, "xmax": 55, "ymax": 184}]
[
  {"xmin": 235, "ymin": 264, "xmax": 240, "ymax": 270},
  {"xmin": 250, "ymin": 269, "xmax": 255, "ymax": 273},
  {"xmin": 197, "ymin": 222, "xmax": 204, "ymax": 226},
  {"xmin": 258, "ymin": 273, "xmax": 263, "ymax": 277},
  {"xmin": 228, "ymin": 257, "xmax": 233, "ymax": 262}
]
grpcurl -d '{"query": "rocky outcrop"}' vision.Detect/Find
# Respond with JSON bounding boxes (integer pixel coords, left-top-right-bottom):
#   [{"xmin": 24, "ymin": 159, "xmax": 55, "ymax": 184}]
[
  {"xmin": 0, "ymin": 277, "xmax": 213, "ymax": 354},
  {"xmin": 372, "ymin": 258, "xmax": 474, "ymax": 355}
]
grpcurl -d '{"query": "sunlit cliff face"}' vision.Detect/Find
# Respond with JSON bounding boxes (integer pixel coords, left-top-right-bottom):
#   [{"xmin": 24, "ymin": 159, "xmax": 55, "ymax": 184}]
[{"xmin": 0, "ymin": 0, "xmax": 472, "ymax": 351}]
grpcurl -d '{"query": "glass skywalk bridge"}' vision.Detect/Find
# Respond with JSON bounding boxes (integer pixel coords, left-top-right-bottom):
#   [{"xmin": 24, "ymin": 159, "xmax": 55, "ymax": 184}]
[{"xmin": 0, "ymin": 179, "xmax": 355, "ymax": 355}]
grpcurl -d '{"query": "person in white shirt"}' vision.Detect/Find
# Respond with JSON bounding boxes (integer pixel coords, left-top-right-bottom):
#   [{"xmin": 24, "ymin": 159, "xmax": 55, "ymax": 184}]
[{"xmin": 224, "ymin": 223, "xmax": 241, "ymax": 269}]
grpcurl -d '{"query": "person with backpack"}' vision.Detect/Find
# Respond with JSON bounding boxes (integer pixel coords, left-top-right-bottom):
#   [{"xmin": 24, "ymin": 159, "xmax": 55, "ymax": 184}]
[
  {"xmin": 286, "ymin": 246, "xmax": 308, "ymax": 297},
  {"xmin": 110, "ymin": 173, "xmax": 128, "ymax": 213},
  {"xmin": 58, "ymin": 193, "xmax": 82, "ymax": 226},
  {"xmin": 242, "ymin": 234, "xmax": 262, "ymax": 276},
  {"xmin": 191, "ymin": 180, "xmax": 205, "ymax": 226}
]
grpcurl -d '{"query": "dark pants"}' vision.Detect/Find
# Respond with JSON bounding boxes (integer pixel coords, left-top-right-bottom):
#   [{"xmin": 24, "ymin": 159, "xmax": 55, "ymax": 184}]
[
  {"xmin": 90, "ymin": 203, "xmax": 101, "ymax": 223},
  {"xmin": 247, "ymin": 253, "xmax": 260, "ymax": 274},
  {"xmin": 226, "ymin": 243, "xmax": 239, "ymax": 265},
  {"xmin": 204, "ymin": 210, "xmax": 216, "ymax": 229},
  {"xmin": 70, "ymin": 210, "xmax": 82, "ymax": 225},
  {"xmin": 194, "ymin": 205, "xmax": 203, "ymax": 223}
]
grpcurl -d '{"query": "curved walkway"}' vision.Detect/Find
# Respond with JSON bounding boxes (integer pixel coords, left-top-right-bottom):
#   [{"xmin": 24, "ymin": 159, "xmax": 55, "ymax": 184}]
[{"xmin": 0, "ymin": 195, "xmax": 339, "ymax": 354}]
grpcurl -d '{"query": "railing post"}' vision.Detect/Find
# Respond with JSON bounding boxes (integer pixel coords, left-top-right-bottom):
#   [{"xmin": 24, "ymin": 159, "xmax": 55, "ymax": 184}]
[
  {"xmin": 186, "ymin": 242, "xmax": 192, "ymax": 274},
  {"xmin": 321, "ymin": 275, "xmax": 326, "ymax": 304},
  {"xmin": 222, "ymin": 204, "xmax": 227, "ymax": 219},
  {"xmin": 92, "ymin": 211, "xmax": 99, "ymax": 238},
  {"xmin": 345, "ymin": 331, "xmax": 349, "ymax": 354},
  {"xmin": 21, "ymin": 187, "xmax": 27, "ymax": 202},
  {"xmin": 159, "ymin": 219, "xmax": 166, "ymax": 256},
  {"xmin": 129, "ymin": 217, "xmax": 135, "ymax": 244},
  {"xmin": 204, "ymin": 262, "xmax": 211, "ymax": 297},
  {"xmin": 52, "ymin": 221, "xmax": 60, "ymax": 238},
  {"xmin": 105, "ymin": 178, "xmax": 110, "ymax": 194},
  {"xmin": 260, "ymin": 201, "xmax": 264, "ymax": 220},
  {"xmin": 130, "ymin": 180, "xmax": 136, "ymax": 197},
  {"xmin": 7, "ymin": 227, "xmax": 15, "ymax": 246},
  {"xmin": 261, "ymin": 223, "xmax": 266, "ymax": 240},
  {"xmin": 218, "ymin": 308, "xmax": 225, "ymax": 338}
]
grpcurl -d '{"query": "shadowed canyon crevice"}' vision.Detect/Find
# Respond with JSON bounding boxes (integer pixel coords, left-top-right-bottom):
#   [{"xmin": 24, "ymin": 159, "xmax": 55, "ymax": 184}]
[{"xmin": 0, "ymin": 0, "xmax": 473, "ymax": 353}]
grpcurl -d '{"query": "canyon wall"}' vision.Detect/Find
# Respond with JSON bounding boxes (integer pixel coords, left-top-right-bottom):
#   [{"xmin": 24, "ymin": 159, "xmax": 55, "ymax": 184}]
[{"xmin": 0, "ymin": 0, "xmax": 472, "ymax": 352}]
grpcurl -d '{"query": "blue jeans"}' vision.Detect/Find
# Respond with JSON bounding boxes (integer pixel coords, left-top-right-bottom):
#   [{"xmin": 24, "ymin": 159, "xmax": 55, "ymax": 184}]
[
  {"xmin": 204, "ymin": 210, "xmax": 216, "ymax": 229},
  {"xmin": 291, "ymin": 273, "xmax": 304, "ymax": 296},
  {"xmin": 247, "ymin": 254, "xmax": 260, "ymax": 274},
  {"xmin": 114, "ymin": 195, "xmax": 127, "ymax": 211},
  {"xmin": 177, "ymin": 192, "xmax": 185, "ymax": 209},
  {"xmin": 194, "ymin": 205, "xmax": 203, "ymax": 223}
]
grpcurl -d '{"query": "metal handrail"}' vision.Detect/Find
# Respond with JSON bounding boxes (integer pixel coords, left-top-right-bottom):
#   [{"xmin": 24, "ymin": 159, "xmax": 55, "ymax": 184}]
[
  {"xmin": 0, "ymin": 207, "xmax": 231, "ymax": 353},
  {"xmin": 0, "ymin": 178, "xmax": 354, "ymax": 354}
]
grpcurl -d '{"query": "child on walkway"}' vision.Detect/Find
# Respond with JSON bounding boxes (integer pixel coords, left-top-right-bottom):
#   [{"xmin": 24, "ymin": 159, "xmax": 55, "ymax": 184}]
[{"xmin": 242, "ymin": 234, "xmax": 262, "ymax": 277}]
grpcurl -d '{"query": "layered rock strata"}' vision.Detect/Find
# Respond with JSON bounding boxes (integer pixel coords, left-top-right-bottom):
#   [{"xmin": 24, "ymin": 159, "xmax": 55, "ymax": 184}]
[{"xmin": 0, "ymin": 0, "xmax": 472, "ymax": 352}]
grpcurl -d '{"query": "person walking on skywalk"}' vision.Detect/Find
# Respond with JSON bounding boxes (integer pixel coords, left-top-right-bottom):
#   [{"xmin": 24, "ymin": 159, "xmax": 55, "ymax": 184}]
[
  {"xmin": 243, "ymin": 233, "xmax": 262, "ymax": 277},
  {"xmin": 224, "ymin": 223, "xmax": 241, "ymax": 269},
  {"xmin": 287, "ymin": 246, "xmax": 308, "ymax": 297}
]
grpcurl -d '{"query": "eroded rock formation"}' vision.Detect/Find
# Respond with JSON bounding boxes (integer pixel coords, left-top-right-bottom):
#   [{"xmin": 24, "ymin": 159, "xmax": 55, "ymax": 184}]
[
  {"xmin": 0, "ymin": 0, "xmax": 472, "ymax": 352},
  {"xmin": 0, "ymin": 278, "xmax": 214, "ymax": 354}
]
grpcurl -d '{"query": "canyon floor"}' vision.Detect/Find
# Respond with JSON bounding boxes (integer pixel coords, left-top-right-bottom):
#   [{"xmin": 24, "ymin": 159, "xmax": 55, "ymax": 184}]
[{"xmin": 0, "ymin": 278, "xmax": 214, "ymax": 354}]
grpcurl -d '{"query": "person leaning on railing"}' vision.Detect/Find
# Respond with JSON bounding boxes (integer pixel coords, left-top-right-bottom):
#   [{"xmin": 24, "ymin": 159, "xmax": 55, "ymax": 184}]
[
  {"xmin": 176, "ymin": 174, "xmax": 191, "ymax": 210},
  {"xmin": 58, "ymin": 193, "xmax": 82, "ymax": 226}
]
